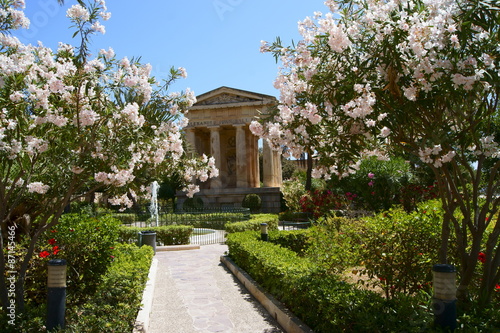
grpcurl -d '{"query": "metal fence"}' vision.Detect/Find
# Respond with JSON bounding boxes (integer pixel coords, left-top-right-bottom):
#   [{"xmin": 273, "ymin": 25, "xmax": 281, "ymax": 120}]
[
  {"xmin": 115, "ymin": 206, "xmax": 251, "ymax": 245},
  {"xmin": 190, "ymin": 228, "xmax": 227, "ymax": 245}
]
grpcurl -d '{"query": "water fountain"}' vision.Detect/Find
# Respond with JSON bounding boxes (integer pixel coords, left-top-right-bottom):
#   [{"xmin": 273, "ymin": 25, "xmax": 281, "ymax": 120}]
[{"xmin": 149, "ymin": 181, "xmax": 159, "ymax": 227}]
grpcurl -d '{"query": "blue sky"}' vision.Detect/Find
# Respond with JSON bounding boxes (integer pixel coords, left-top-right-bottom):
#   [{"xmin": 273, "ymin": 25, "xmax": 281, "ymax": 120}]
[{"xmin": 14, "ymin": 0, "xmax": 327, "ymax": 98}]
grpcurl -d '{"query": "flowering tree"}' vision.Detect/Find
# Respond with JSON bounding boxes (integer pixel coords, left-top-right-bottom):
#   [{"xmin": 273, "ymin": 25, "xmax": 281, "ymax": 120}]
[
  {"xmin": 253, "ymin": 0, "xmax": 499, "ymax": 303},
  {"xmin": 0, "ymin": 0, "xmax": 217, "ymax": 312}
]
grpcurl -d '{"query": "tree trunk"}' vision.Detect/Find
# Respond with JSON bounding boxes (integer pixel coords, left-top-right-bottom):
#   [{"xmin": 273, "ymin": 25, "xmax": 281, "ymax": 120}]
[
  {"xmin": 305, "ymin": 151, "xmax": 313, "ymax": 191},
  {"xmin": 438, "ymin": 211, "xmax": 452, "ymax": 264}
]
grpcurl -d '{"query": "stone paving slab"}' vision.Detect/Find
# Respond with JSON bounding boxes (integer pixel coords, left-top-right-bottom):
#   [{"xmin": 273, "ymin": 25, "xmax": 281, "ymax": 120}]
[{"xmin": 148, "ymin": 244, "xmax": 283, "ymax": 333}]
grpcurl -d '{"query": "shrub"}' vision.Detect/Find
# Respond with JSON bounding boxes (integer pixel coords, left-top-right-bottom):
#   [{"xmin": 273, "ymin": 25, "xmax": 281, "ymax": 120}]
[
  {"xmin": 225, "ymin": 231, "xmax": 430, "ymax": 332},
  {"xmin": 399, "ymin": 182, "xmax": 439, "ymax": 212},
  {"xmin": 182, "ymin": 197, "xmax": 204, "ymax": 211},
  {"xmin": 299, "ymin": 190, "xmax": 346, "ymax": 218},
  {"xmin": 118, "ymin": 225, "xmax": 193, "ymax": 245},
  {"xmin": 278, "ymin": 211, "xmax": 313, "ymax": 222},
  {"xmin": 357, "ymin": 200, "xmax": 443, "ymax": 298},
  {"xmin": 225, "ymin": 214, "xmax": 279, "ymax": 233},
  {"xmin": 305, "ymin": 216, "xmax": 364, "ymax": 275},
  {"xmin": 281, "ymin": 178, "xmax": 307, "ymax": 212},
  {"xmin": 267, "ymin": 229, "xmax": 312, "ymax": 255},
  {"xmin": 64, "ymin": 243, "xmax": 154, "ymax": 332},
  {"xmin": 113, "ymin": 213, "xmax": 137, "ymax": 224},
  {"xmin": 28, "ymin": 213, "xmax": 121, "ymax": 306},
  {"xmin": 241, "ymin": 193, "xmax": 262, "ymax": 213},
  {"xmin": 330, "ymin": 156, "xmax": 414, "ymax": 212}
]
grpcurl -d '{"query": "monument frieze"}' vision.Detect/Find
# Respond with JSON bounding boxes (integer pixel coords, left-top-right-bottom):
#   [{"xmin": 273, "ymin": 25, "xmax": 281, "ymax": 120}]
[{"xmin": 187, "ymin": 118, "xmax": 254, "ymax": 128}]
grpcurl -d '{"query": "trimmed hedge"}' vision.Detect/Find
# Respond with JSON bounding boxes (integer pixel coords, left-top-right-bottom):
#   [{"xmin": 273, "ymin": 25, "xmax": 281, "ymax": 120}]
[
  {"xmin": 65, "ymin": 243, "xmax": 154, "ymax": 332},
  {"xmin": 226, "ymin": 231, "xmax": 430, "ymax": 332},
  {"xmin": 0, "ymin": 243, "xmax": 154, "ymax": 332},
  {"xmin": 267, "ymin": 229, "xmax": 312, "ymax": 255},
  {"xmin": 225, "ymin": 214, "xmax": 279, "ymax": 233},
  {"xmin": 118, "ymin": 225, "xmax": 193, "ymax": 245},
  {"xmin": 113, "ymin": 213, "xmax": 137, "ymax": 224}
]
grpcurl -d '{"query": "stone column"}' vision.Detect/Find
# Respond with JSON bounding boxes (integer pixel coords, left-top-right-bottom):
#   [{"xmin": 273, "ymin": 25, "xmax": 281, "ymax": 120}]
[
  {"xmin": 263, "ymin": 140, "xmax": 283, "ymax": 188},
  {"xmin": 209, "ymin": 126, "xmax": 222, "ymax": 189},
  {"xmin": 249, "ymin": 133, "xmax": 260, "ymax": 188},
  {"xmin": 185, "ymin": 128, "xmax": 196, "ymax": 156},
  {"xmin": 273, "ymin": 149, "xmax": 283, "ymax": 187},
  {"xmin": 235, "ymin": 124, "xmax": 248, "ymax": 188},
  {"xmin": 263, "ymin": 139, "xmax": 274, "ymax": 187}
]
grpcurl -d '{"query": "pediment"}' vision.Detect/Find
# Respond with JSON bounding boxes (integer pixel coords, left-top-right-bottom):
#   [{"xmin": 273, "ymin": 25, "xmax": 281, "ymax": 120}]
[
  {"xmin": 193, "ymin": 86, "xmax": 276, "ymax": 108},
  {"xmin": 196, "ymin": 93, "xmax": 258, "ymax": 106}
]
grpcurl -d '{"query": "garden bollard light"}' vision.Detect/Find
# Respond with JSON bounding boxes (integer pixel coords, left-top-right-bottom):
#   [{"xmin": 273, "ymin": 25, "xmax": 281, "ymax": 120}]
[
  {"xmin": 432, "ymin": 264, "xmax": 457, "ymax": 331},
  {"xmin": 47, "ymin": 259, "xmax": 67, "ymax": 331},
  {"xmin": 260, "ymin": 223, "xmax": 268, "ymax": 241}
]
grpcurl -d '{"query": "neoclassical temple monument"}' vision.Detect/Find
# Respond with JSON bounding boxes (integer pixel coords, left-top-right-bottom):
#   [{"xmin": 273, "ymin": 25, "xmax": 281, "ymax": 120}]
[{"xmin": 177, "ymin": 87, "xmax": 282, "ymax": 213}]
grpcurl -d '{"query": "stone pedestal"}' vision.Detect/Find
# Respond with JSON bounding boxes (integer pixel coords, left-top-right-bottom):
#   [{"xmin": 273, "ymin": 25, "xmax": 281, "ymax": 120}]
[{"xmin": 176, "ymin": 187, "xmax": 281, "ymax": 214}]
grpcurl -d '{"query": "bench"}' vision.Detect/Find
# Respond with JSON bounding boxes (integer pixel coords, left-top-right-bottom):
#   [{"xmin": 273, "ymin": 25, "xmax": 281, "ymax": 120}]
[{"xmin": 280, "ymin": 221, "xmax": 312, "ymax": 230}]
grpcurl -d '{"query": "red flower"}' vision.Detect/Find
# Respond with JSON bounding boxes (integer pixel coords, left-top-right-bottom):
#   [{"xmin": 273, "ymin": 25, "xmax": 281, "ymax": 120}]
[
  {"xmin": 48, "ymin": 238, "xmax": 56, "ymax": 245},
  {"xmin": 52, "ymin": 246, "xmax": 60, "ymax": 255},
  {"xmin": 478, "ymin": 252, "xmax": 487, "ymax": 264},
  {"xmin": 50, "ymin": 230, "xmax": 57, "ymax": 233},
  {"xmin": 495, "ymin": 284, "xmax": 500, "ymax": 292},
  {"xmin": 39, "ymin": 251, "xmax": 50, "ymax": 258}
]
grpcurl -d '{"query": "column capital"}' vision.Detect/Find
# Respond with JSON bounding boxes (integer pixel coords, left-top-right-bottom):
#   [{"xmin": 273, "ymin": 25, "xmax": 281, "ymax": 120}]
[{"xmin": 207, "ymin": 125, "xmax": 220, "ymax": 131}]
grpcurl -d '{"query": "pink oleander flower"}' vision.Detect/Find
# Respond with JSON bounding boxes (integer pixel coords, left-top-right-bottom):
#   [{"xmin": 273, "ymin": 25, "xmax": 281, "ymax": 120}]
[
  {"xmin": 66, "ymin": 4, "xmax": 90, "ymax": 21},
  {"xmin": 27, "ymin": 182, "xmax": 50, "ymax": 194}
]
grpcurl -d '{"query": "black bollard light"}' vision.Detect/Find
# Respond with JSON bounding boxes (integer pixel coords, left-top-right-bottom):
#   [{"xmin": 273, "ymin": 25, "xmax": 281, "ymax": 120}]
[
  {"xmin": 432, "ymin": 264, "xmax": 457, "ymax": 331},
  {"xmin": 260, "ymin": 223, "xmax": 268, "ymax": 241},
  {"xmin": 47, "ymin": 259, "xmax": 67, "ymax": 331}
]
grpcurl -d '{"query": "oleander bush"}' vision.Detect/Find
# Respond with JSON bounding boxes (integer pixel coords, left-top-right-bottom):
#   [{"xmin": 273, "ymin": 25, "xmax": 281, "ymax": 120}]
[
  {"xmin": 118, "ymin": 225, "xmax": 193, "ymax": 245},
  {"xmin": 225, "ymin": 214, "xmax": 279, "ymax": 233}
]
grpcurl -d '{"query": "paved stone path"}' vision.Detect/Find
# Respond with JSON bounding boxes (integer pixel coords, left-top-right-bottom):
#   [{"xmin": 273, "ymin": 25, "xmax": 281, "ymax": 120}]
[{"xmin": 148, "ymin": 244, "xmax": 284, "ymax": 333}]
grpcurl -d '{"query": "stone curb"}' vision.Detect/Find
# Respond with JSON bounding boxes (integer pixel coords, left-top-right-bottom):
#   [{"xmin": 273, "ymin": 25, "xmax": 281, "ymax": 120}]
[
  {"xmin": 133, "ymin": 257, "xmax": 158, "ymax": 333},
  {"xmin": 156, "ymin": 244, "xmax": 200, "ymax": 251},
  {"xmin": 220, "ymin": 255, "xmax": 314, "ymax": 333}
]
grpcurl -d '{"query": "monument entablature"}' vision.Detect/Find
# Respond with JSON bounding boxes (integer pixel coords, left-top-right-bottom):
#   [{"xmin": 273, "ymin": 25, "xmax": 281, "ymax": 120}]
[{"xmin": 178, "ymin": 86, "xmax": 282, "ymax": 213}]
